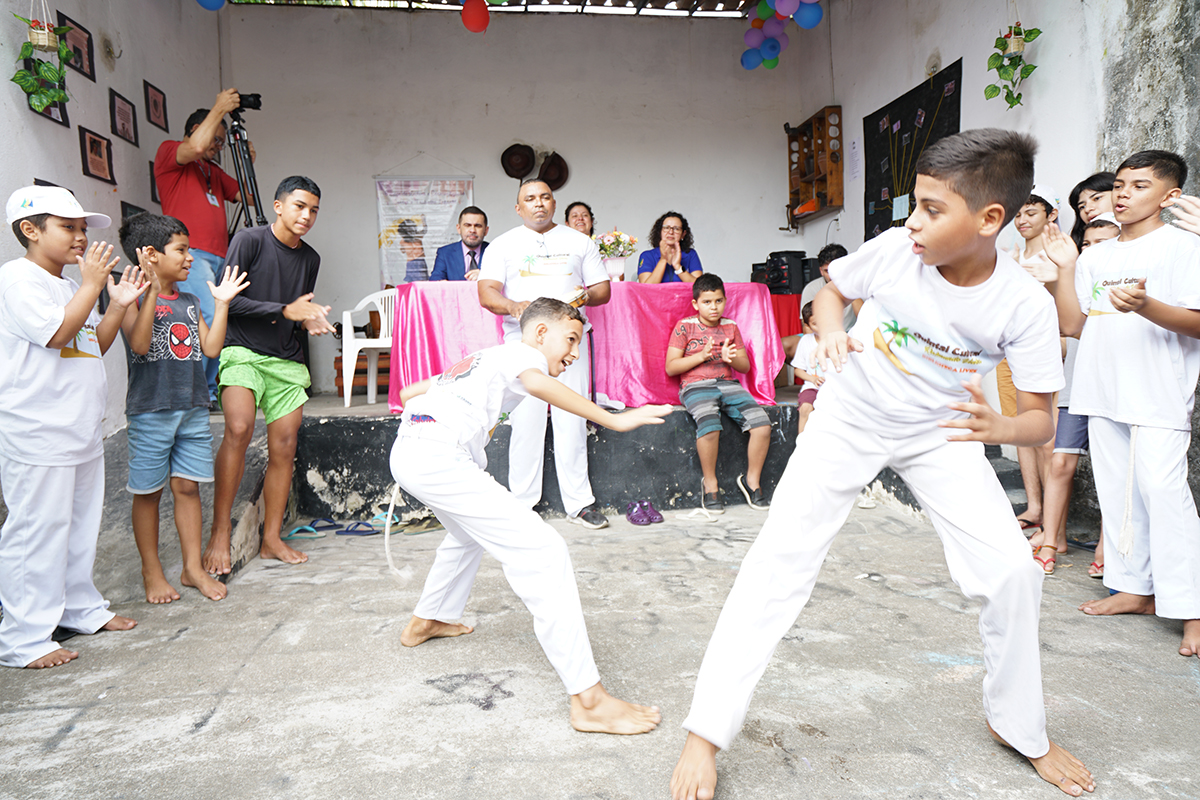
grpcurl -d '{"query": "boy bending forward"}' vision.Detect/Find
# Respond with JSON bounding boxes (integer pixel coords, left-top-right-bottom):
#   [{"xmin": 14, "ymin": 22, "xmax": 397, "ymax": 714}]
[
  {"xmin": 393, "ymin": 298, "xmax": 670, "ymax": 734},
  {"xmin": 671, "ymin": 130, "xmax": 1094, "ymax": 798}
]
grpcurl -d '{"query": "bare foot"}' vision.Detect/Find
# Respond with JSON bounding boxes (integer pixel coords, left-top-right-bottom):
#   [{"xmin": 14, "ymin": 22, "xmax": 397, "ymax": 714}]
[
  {"xmin": 203, "ymin": 531, "xmax": 232, "ymax": 575},
  {"xmin": 260, "ymin": 539, "xmax": 309, "ymax": 565},
  {"xmin": 671, "ymin": 732, "xmax": 719, "ymax": 800},
  {"xmin": 400, "ymin": 615, "xmax": 474, "ymax": 647},
  {"xmin": 143, "ymin": 572, "xmax": 181, "ymax": 604},
  {"xmin": 181, "ymin": 566, "xmax": 228, "ymax": 600},
  {"xmin": 569, "ymin": 681, "xmax": 660, "ymax": 735},
  {"xmin": 1079, "ymin": 592, "xmax": 1155, "ymax": 616},
  {"xmin": 25, "ymin": 648, "xmax": 79, "ymax": 669},
  {"xmin": 988, "ymin": 723, "xmax": 1095, "ymax": 796},
  {"xmin": 102, "ymin": 615, "xmax": 137, "ymax": 631},
  {"xmin": 1180, "ymin": 619, "xmax": 1200, "ymax": 658}
]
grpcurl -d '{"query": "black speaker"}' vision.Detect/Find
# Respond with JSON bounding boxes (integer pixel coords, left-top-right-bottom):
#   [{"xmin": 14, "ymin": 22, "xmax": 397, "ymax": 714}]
[{"xmin": 752, "ymin": 251, "xmax": 815, "ymax": 294}]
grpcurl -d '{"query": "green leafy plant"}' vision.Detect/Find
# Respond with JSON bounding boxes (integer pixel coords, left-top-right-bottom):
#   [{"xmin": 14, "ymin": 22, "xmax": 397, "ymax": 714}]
[
  {"xmin": 10, "ymin": 13, "xmax": 75, "ymax": 113},
  {"xmin": 984, "ymin": 23, "xmax": 1041, "ymax": 109}
]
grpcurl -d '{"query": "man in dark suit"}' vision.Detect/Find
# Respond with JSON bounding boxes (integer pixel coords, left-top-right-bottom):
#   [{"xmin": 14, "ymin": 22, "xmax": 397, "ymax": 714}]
[{"xmin": 430, "ymin": 206, "xmax": 489, "ymax": 281}]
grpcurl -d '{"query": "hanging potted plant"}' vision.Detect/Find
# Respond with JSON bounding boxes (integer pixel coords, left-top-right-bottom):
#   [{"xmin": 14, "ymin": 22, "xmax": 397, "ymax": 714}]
[
  {"xmin": 984, "ymin": 22, "xmax": 1042, "ymax": 109},
  {"xmin": 10, "ymin": 5, "xmax": 75, "ymax": 113}
]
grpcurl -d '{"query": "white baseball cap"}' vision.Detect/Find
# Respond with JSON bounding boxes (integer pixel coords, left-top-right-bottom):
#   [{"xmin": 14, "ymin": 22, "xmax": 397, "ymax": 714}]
[
  {"xmin": 1029, "ymin": 185, "xmax": 1061, "ymax": 217},
  {"xmin": 6, "ymin": 185, "xmax": 111, "ymax": 228}
]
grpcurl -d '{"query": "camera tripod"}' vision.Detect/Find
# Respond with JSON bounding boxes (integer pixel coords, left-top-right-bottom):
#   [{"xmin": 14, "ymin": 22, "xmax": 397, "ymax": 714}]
[{"xmin": 226, "ymin": 109, "xmax": 267, "ymax": 234}]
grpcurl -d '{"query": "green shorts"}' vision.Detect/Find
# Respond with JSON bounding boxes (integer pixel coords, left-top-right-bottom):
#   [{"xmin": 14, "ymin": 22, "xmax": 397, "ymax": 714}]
[{"xmin": 218, "ymin": 346, "xmax": 310, "ymax": 424}]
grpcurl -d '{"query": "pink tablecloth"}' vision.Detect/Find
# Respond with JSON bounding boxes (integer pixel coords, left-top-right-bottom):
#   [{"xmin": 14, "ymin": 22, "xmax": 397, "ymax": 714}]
[{"xmin": 388, "ymin": 281, "xmax": 784, "ymax": 411}]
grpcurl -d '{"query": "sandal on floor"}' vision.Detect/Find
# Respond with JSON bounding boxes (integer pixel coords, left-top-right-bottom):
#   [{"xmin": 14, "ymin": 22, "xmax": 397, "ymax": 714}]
[
  {"xmin": 337, "ymin": 521, "xmax": 381, "ymax": 536},
  {"xmin": 1088, "ymin": 561, "xmax": 1104, "ymax": 579},
  {"xmin": 1033, "ymin": 545, "xmax": 1057, "ymax": 576},
  {"xmin": 310, "ymin": 518, "xmax": 343, "ymax": 532},
  {"xmin": 283, "ymin": 525, "xmax": 324, "ymax": 540}
]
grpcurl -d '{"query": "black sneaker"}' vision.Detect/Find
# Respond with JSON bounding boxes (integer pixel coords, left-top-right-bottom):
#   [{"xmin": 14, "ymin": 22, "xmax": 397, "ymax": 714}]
[
  {"xmin": 701, "ymin": 483, "xmax": 725, "ymax": 515},
  {"xmin": 569, "ymin": 505, "xmax": 609, "ymax": 529},
  {"xmin": 737, "ymin": 474, "xmax": 770, "ymax": 511}
]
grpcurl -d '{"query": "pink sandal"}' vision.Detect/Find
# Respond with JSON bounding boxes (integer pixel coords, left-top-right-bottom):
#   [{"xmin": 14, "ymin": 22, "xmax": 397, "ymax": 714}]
[{"xmin": 1034, "ymin": 545, "xmax": 1057, "ymax": 576}]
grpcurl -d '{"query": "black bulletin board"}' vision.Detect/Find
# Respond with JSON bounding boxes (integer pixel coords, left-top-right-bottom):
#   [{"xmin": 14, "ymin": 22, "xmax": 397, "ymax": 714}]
[{"xmin": 862, "ymin": 59, "xmax": 962, "ymax": 241}]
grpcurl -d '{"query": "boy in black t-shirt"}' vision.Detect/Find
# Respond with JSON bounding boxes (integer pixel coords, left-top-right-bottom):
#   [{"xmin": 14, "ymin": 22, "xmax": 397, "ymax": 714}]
[
  {"xmin": 119, "ymin": 213, "xmax": 248, "ymax": 603},
  {"xmin": 203, "ymin": 176, "xmax": 334, "ymax": 575}
]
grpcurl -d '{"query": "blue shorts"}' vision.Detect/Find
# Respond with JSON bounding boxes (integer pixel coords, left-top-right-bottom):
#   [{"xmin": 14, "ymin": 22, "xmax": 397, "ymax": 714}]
[
  {"xmin": 126, "ymin": 407, "xmax": 215, "ymax": 494},
  {"xmin": 1053, "ymin": 409, "xmax": 1089, "ymax": 455},
  {"xmin": 680, "ymin": 378, "xmax": 771, "ymax": 439}
]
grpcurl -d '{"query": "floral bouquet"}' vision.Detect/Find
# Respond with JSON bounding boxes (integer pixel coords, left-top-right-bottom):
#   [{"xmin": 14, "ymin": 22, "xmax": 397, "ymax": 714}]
[{"xmin": 594, "ymin": 229, "xmax": 638, "ymax": 259}]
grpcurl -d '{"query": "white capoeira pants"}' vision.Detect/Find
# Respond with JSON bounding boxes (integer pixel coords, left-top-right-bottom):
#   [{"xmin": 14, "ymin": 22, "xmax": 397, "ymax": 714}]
[
  {"xmin": 682, "ymin": 408, "xmax": 1050, "ymax": 758},
  {"xmin": 506, "ymin": 331, "xmax": 595, "ymax": 518},
  {"xmin": 390, "ymin": 431, "xmax": 601, "ymax": 695},
  {"xmin": 1088, "ymin": 417, "xmax": 1200, "ymax": 618},
  {"xmin": 0, "ymin": 455, "xmax": 114, "ymax": 667}
]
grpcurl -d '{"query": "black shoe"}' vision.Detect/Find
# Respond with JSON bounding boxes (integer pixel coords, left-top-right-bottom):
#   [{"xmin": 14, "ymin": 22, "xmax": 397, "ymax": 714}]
[
  {"xmin": 701, "ymin": 483, "xmax": 725, "ymax": 515},
  {"xmin": 737, "ymin": 474, "xmax": 769, "ymax": 510},
  {"xmin": 569, "ymin": 505, "xmax": 609, "ymax": 529}
]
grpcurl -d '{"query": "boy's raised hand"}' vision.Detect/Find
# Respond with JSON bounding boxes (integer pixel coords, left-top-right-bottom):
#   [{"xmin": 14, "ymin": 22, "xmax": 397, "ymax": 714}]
[
  {"xmin": 106, "ymin": 264, "xmax": 151, "ymax": 309},
  {"xmin": 814, "ymin": 330, "xmax": 863, "ymax": 373},
  {"xmin": 720, "ymin": 338, "xmax": 737, "ymax": 363},
  {"xmin": 1109, "ymin": 277, "xmax": 1148, "ymax": 313},
  {"xmin": 208, "ymin": 264, "xmax": 250, "ymax": 304},
  {"xmin": 940, "ymin": 374, "xmax": 1011, "ymax": 443},
  {"xmin": 1042, "ymin": 224, "xmax": 1079, "ymax": 270},
  {"xmin": 78, "ymin": 241, "xmax": 121, "ymax": 292},
  {"xmin": 699, "ymin": 337, "xmax": 714, "ymax": 361},
  {"xmin": 607, "ymin": 404, "xmax": 673, "ymax": 433},
  {"xmin": 1172, "ymin": 195, "xmax": 1200, "ymax": 236},
  {"xmin": 134, "ymin": 247, "xmax": 161, "ymax": 293}
]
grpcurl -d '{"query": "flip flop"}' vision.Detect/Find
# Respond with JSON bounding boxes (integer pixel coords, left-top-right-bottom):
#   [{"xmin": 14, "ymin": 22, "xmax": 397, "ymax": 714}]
[
  {"xmin": 310, "ymin": 518, "xmax": 343, "ymax": 532},
  {"xmin": 400, "ymin": 515, "xmax": 444, "ymax": 536},
  {"xmin": 1033, "ymin": 545, "xmax": 1057, "ymax": 576},
  {"xmin": 337, "ymin": 521, "xmax": 381, "ymax": 536},
  {"xmin": 1088, "ymin": 561, "xmax": 1104, "ymax": 579},
  {"xmin": 372, "ymin": 512, "xmax": 402, "ymax": 527},
  {"xmin": 1018, "ymin": 518, "xmax": 1042, "ymax": 535},
  {"xmin": 283, "ymin": 524, "xmax": 324, "ymax": 540}
]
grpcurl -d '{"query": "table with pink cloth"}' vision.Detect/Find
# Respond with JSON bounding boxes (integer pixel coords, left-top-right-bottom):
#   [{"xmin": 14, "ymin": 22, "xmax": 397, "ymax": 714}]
[{"xmin": 387, "ymin": 281, "xmax": 785, "ymax": 411}]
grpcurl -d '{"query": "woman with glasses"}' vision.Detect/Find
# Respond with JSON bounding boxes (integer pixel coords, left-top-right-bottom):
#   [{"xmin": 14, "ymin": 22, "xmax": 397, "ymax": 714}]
[{"xmin": 637, "ymin": 211, "xmax": 703, "ymax": 284}]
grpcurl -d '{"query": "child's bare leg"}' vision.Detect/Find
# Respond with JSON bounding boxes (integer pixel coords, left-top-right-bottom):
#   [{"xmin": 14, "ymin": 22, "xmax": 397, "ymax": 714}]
[
  {"xmin": 746, "ymin": 426, "xmax": 769, "ymax": 491},
  {"xmin": 132, "ymin": 489, "xmax": 179, "ymax": 604},
  {"xmin": 206, "ymin": 386, "xmax": 256, "ymax": 574},
  {"xmin": 1038, "ymin": 453, "xmax": 1079, "ymax": 553},
  {"xmin": 671, "ymin": 732, "xmax": 719, "ymax": 800},
  {"xmin": 1079, "ymin": 591, "xmax": 1155, "ymax": 616},
  {"xmin": 400, "ymin": 615, "xmax": 474, "ymax": 646},
  {"xmin": 171, "ymin": 478, "xmax": 226, "ymax": 600},
  {"xmin": 1181, "ymin": 619, "xmax": 1200, "ymax": 657},
  {"xmin": 25, "ymin": 648, "xmax": 79, "ymax": 669},
  {"xmin": 568, "ymin": 681, "xmax": 660, "ymax": 735},
  {"xmin": 260, "ymin": 407, "xmax": 307, "ymax": 564},
  {"xmin": 797, "ymin": 402, "xmax": 813, "ymax": 434},
  {"xmin": 1016, "ymin": 445, "xmax": 1044, "ymax": 526},
  {"xmin": 697, "ymin": 431, "xmax": 720, "ymax": 494},
  {"xmin": 988, "ymin": 722, "xmax": 1095, "ymax": 796}
]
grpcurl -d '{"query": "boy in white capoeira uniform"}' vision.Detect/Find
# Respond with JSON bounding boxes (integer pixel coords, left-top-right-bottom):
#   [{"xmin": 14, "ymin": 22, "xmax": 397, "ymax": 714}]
[
  {"xmin": 671, "ymin": 130, "xmax": 1096, "ymax": 799},
  {"xmin": 392, "ymin": 297, "xmax": 671, "ymax": 734}
]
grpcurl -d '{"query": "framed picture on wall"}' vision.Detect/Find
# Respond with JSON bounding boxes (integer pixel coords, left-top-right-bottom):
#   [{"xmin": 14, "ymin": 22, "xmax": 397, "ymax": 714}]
[
  {"xmin": 144, "ymin": 81, "xmax": 168, "ymax": 133},
  {"xmin": 79, "ymin": 127, "xmax": 115, "ymax": 184},
  {"xmin": 57, "ymin": 12, "xmax": 95, "ymax": 82},
  {"xmin": 22, "ymin": 58, "xmax": 69, "ymax": 127},
  {"xmin": 149, "ymin": 160, "xmax": 160, "ymax": 204},
  {"xmin": 110, "ymin": 89, "xmax": 139, "ymax": 147},
  {"xmin": 120, "ymin": 201, "xmax": 147, "ymax": 222}
]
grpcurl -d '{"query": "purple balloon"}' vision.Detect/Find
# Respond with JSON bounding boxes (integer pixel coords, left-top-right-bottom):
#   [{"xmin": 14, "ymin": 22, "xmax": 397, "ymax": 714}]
[
  {"xmin": 799, "ymin": 0, "xmax": 819, "ymax": 3},
  {"xmin": 744, "ymin": 28, "xmax": 766, "ymax": 48},
  {"xmin": 759, "ymin": 37, "xmax": 782, "ymax": 60},
  {"xmin": 776, "ymin": 0, "xmax": 800, "ymax": 14},
  {"xmin": 763, "ymin": 17, "xmax": 784, "ymax": 37},
  {"xmin": 776, "ymin": 32, "xmax": 790, "ymax": 51},
  {"xmin": 794, "ymin": 1, "xmax": 822, "ymax": 28}
]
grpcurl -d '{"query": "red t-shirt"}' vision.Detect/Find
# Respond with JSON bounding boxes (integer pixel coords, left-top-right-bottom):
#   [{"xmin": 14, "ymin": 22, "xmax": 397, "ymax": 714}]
[
  {"xmin": 153, "ymin": 140, "xmax": 240, "ymax": 258},
  {"xmin": 669, "ymin": 316, "xmax": 746, "ymax": 389}
]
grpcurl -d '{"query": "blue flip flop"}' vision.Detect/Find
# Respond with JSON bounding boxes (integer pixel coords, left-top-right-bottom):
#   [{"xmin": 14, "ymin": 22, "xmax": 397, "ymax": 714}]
[
  {"xmin": 310, "ymin": 517, "xmax": 343, "ymax": 532},
  {"xmin": 337, "ymin": 521, "xmax": 381, "ymax": 536},
  {"xmin": 283, "ymin": 525, "xmax": 324, "ymax": 540}
]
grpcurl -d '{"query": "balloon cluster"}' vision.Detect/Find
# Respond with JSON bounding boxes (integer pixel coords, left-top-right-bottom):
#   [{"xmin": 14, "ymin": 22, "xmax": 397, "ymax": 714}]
[
  {"xmin": 740, "ymin": 0, "xmax": 823, "ymax": 70},
  {"xmin": 462, "ymin": 0, "xmax": 505, "ymax": 33}
]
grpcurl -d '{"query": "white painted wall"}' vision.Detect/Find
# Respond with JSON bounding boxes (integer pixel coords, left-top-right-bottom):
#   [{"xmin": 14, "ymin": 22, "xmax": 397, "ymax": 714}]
[{"xmin": 0, "ymin": 0, "xmax": 221, "ymax": 435}]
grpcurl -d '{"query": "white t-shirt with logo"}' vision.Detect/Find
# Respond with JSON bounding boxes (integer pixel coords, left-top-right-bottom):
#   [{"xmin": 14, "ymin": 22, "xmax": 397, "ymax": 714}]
[
  {"xmin": 1070, "ymin": 224, "xmax": 1200, "ymax": 430},
  {"xmin": 823, "ymin": 227, "xmax": 1063, "ymax": 429},
  {"xmin": 478, "ymin": 223, "xmax": 608, "ymax": 341},
  {"xmin": 399, "ymin": 341, "xmax": 549, "ymax": 465},
  {"xmin": 0, "ymin": 258, "xmax": 106, "ymax": 465}
]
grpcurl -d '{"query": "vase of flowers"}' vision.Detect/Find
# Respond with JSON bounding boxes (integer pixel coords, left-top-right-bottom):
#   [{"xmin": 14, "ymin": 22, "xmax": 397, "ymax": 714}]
[{"xmin": 594, "ymin": 229, "xmax": 637, "ymax": 282}]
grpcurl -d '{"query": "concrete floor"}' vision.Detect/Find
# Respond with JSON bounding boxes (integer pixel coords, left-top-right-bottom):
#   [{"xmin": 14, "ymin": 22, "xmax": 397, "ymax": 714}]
[{"xmin": 1, "ymin": 500, "xmax": 1197, "ymax": 800}]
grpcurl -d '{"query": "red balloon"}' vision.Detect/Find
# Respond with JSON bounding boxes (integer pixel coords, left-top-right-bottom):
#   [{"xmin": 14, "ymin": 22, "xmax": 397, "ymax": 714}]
[
  {"xmin": 775, "ymin": 11, "xmax": 787, "ymax": 18},
  {"xmin": 462, "ymin": 0, "xmax": 489, "ymax": 32},
  {"xmin": 750, "ymin": 17, "xmax": 765, "ymax": 28}
]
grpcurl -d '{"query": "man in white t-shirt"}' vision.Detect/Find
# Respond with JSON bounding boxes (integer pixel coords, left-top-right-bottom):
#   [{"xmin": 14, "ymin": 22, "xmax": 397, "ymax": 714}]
[{"xmin": 478, "ymin": 179, "xmax": 612, "ymax": 528}]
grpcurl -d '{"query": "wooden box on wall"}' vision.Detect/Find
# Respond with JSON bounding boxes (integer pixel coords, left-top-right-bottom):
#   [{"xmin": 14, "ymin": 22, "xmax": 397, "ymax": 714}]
[{"xmin": 786, "ymin": 105, "xmax": 844, "ymax": 228}]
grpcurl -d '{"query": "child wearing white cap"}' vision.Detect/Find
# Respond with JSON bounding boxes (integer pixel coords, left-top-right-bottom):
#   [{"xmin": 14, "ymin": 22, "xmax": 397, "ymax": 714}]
[{"xmin": 0, "ymin": 186, "xmax": 148, "ymax": 669}]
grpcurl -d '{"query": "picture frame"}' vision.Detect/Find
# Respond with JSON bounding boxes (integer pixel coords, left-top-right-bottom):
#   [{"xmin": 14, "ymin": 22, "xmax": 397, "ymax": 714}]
[
  {"xmin": 149, "ymin": 160, "xmax": 160, "ymax": 204},
  {"xmin": 120, "ymin": 201, "xmax": 147, "ymax": 222},
  {"xmin": 110, "ymin": 89, "xmax": 139, "ymax": 147},
  {"xmin": 79, "ymin": 127, "xmax": 115, "ymax": 185},
  {"xmin": 143, "ymin": 81, "xmax": 168, "ymax": 133},
  {"xmin": 57, "ymin": 12, "xmax": 95, "ymax": 83},
  {"xmin": 22, "ymin": 58, "xmax": 69, "ymax": 127}
]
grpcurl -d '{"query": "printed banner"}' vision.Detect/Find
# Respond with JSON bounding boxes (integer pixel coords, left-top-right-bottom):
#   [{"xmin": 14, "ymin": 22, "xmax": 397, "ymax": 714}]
[{"xmin": 375, "ymin": 176, "xmax": 473, "ymax": 287}]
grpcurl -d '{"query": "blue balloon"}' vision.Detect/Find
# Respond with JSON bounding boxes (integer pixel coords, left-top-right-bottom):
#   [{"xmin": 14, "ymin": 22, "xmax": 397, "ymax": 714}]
[
  {"xmin": 196, "ymin": 0, "xmax": 225, "ymax": 9},
  {"xmin": 741, "ymin": 48, "xmax": 764, "ymax": 70},
  {"xmin": 794, "ymin": 2, "xmax": 822, "ymax": 28},
  {"xmin": 759, "ymin": 37, "xmax": 782, "ymax": 59},
  {"xmin": 765, "ymin": 0, "xmax": 776, "ymax": 8}
]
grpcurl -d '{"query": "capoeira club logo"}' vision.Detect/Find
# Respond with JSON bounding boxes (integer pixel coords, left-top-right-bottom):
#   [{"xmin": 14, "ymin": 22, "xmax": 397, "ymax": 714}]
[{"xmin": 438, "ymin": 353, "xmax": 480, "ymax": 385}]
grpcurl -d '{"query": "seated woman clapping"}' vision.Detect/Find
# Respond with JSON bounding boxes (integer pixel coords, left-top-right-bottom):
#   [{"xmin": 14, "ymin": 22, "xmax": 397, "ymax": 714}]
[{"xmin": 637, "ymin": 211, "xmax": 702, "ymax": 284}]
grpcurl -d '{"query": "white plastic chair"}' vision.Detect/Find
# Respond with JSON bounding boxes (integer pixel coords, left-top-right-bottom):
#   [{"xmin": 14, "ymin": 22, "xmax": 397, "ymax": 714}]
[{"xmin": 342, "ymin": 288, "xmax": 397, "ymax": 407}]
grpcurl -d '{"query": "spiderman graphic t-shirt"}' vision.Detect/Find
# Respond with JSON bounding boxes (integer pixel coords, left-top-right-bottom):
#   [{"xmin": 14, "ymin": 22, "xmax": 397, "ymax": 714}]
[{"xmin": 125, "ymin": 290, "xmax": 210, "ymax": 415}]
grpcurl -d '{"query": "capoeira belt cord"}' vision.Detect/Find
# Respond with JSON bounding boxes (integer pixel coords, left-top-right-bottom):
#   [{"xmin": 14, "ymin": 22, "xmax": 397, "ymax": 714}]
[
  {"xmin": 1118, "ymin": 425, "xmax": 1138, "ymax": 558},
  {"xmin": 383, "ymin": 482, "xmax": 406, "ymax": 578}
]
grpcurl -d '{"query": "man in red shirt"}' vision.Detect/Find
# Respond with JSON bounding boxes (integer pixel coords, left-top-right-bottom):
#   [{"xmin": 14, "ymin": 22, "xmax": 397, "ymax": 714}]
[{"xmin": 153, "ymin": 88, "xmax": 255, "ymax": 401}]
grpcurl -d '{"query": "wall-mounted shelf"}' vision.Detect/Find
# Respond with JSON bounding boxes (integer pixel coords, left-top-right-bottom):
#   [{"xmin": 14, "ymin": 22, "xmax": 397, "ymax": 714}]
[{"xmin": 785, "ymin": 105, "xmax": 843, "ymax": 229}]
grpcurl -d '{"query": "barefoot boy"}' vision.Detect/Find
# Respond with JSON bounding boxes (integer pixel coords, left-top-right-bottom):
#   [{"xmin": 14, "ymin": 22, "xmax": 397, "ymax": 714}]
[
  {"xmin": 393, "ymin": 298, "xmax": 669, "ymax": 734},
  {"xmin": 204, "ymin": 176, "xmax": 332, "ymax": 575},
  {"xmin": 1, "ymin": 186, "xmax": 141, "ymax": 669},
  {"xmin": 672, "ymin": 130, "xmax": 1095, "ymax": 799},
  {"xmin": 665, "ymin": 273, "xmax": 771, "ymax": 513},
  {"xmin": 118, "ymin": 213, "xmax": 249, "ymax": 603},
  {"xmin": 1052, "ymin": 150, "xmax": 1200, "ymax": 659}
]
